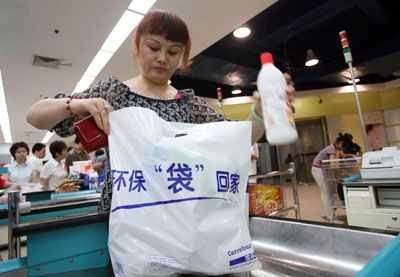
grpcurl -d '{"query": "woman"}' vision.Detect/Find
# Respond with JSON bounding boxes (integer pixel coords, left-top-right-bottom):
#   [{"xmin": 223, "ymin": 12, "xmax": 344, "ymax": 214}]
[
  {"xmin": 311, "ymin": 134, "xmax": 347, "ymax": 223},
  {"xmin": 4, "ymin": 142, "xmax": 37, "ymax": 189},
  {"xmin": 341, "ymin": 133, "xmax": 362, "ymax": 158},
  {"xmin": 27, "ymin": 11, "xmax": 295, "ymax": 213},
  {"xmin": 40, "ymin": 140, "xmax": 68, "ymax": 191}
]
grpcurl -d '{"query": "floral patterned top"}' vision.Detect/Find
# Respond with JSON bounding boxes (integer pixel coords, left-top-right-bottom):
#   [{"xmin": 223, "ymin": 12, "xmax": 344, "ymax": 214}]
[{"xmin": 51, "ymin": 76, "xmax": 227, "ymax": 213}]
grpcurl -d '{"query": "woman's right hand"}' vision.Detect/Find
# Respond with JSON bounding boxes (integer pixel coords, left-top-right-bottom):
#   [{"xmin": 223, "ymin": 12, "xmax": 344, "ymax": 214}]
[{"xmin": 69, "ymin": 98, "xmax": 114, "ymax": 135}]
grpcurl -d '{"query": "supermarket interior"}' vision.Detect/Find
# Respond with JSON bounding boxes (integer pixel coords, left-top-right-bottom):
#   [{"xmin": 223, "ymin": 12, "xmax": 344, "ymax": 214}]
[{"xmin": 0, "ymin": 0, "xmax": 400, "ymax": 276}]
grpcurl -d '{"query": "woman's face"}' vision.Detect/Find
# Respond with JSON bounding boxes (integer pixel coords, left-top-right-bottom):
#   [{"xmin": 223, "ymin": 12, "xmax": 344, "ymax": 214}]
[
  {"xmin": 36, "ymin": 148, "xmax": 46, "ymax": 159},
  {"xmin": 136, "ymin": 34, "xmax": 183, "ymax": 84},
  {"xmin": 57, "ymin": 149, "xmax": 68, "ymax": 160},
  {"xmin": 14, "ymin": 147, "xmax": 28, "ymax": 162}
]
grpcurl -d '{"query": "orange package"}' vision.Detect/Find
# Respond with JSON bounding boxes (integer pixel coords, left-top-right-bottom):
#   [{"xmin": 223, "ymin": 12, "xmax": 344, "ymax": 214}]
[{"xmin": 249, "ymin": 184, "xmax": 284, "ymax": 216}]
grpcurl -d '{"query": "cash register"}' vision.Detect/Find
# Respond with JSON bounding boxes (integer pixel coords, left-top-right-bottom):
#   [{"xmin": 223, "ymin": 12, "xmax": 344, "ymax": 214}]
[{"xmin": 360, "ymin": 146, "xmax": 400, "ymax": 179}]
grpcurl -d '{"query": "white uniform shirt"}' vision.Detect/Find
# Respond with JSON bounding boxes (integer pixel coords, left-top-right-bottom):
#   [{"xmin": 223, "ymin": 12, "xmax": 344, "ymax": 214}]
[
  {"xmin": 250, "ymin": 143, "xmax": 259, "ymax": 176},
  {"xmin": 6, "ymin": 161, "xmax": 34, "ymax": 184},
  {"xmin": 40, "ymin": 158, "xmax": 68, "ymax": 190},
  {"xmin": 28, "ymin": 155, "xmax": 43, "ymax": 173}
]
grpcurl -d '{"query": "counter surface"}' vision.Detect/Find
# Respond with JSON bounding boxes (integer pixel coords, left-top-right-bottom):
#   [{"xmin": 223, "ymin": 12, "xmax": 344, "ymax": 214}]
[{"xmin": 344, "ymin": 179, "xmax": 400, "ymax": 186}]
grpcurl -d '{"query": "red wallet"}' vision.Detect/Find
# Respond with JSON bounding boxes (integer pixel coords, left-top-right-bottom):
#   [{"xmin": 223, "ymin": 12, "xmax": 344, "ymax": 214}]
[{"xmin": 74, "ymin": 116, "xmax": 108, "ymax": 153}]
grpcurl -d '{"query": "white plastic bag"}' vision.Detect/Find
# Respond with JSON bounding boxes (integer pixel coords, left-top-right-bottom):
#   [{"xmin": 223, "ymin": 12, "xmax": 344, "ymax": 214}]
[{"xmin": 108, "ymin": 107, "xmax": 261, "ymax": 276}]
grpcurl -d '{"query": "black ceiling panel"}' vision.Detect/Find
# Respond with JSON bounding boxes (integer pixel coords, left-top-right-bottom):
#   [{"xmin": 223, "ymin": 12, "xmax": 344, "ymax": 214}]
[{"xmin": 174, "ymin": 0, "xmax": 400, "ymax": 98}]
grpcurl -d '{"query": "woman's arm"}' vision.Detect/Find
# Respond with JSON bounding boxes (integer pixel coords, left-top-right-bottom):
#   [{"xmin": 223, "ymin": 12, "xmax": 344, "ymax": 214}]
[
  {"xmin": 92, "ymin": 161, "xmax": 104, "ymax": 170},
  {"xmin": 26, "ymin": 98, "xmax": 72, "ymax": 130},
  {"xmin": 40, "ymin": 178, "xmax": 49, "ymax": 191},
  {"xmin": 26, "ymin": 97, "xmax": 113, "ymax": 135},
  {"xmin": 341, "ymin": 152, "xmax": 356, "ymax": 158},
  {"xmin": 3, "ymin": 174, "xmax": 21, "ymax": 189},
  {"xmin": 26, "ymin": 77, "xmax": 121, "ymax": 135},
  {"xmin": 31, "ymin": 170, "xmax": 39, "ymax": 183},
  {"xmin": 329, "ymin": 153, "xmax": 337, "ymax": 167},
  {"xmin": 3, "ymin": 173, "xmax": 13, "ymax": 188}
]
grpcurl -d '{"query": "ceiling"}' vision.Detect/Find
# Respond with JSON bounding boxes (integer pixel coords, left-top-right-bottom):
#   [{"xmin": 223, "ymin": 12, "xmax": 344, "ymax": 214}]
[
  {"xmin": 0, "ymin": 0, "xmax": 275, "ymax": 144},
  {"xmin": 1, "ymin": 0, "xmax": 400, "ymax": 146},
  {"xmin": 172, "ymin": 0, "xmax": 400, "ymax": 99}
]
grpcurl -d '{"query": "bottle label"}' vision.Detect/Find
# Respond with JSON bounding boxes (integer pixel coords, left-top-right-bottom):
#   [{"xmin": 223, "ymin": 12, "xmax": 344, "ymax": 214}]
[{"xmin": 260, "ymin": 85, "xmax": 296, "ymax": 131}]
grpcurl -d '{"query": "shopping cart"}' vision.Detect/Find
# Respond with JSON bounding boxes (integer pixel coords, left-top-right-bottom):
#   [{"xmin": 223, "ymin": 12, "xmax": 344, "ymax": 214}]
[{"xmin": 321, "ymin": 157, "xmax": 362, "ymax": 222}]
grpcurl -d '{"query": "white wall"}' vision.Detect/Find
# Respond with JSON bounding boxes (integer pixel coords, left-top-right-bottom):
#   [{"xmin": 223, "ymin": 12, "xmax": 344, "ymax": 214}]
[{"xmin": 384, "ymin": 108, "xmax": 400, "ymax": 147}]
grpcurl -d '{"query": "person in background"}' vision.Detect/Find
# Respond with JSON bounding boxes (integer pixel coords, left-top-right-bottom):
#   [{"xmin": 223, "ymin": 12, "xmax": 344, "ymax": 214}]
[
  {"xmin": 26, "ymin": 10, "xmax": 295, "ymax": 213},
  {"xmin": 3, "ymin": 142, "xmax": 37, "ymax": 188},
  {"xmin": 28, "ymin": 142, "xmax": 46, "ymax": 174},
  {"xmin": 93, "ymin": 149, "xmax": 107, "ymax": 176},
  {"xmin": 342, "ymin": 133, "xmax": 362, "ymax": 157},
  {"xmin": 95, "ymin": 149, "xmax": 104, "ymax": 157},
  {"xmin": 249, "ymin": 143, "xmax": 259, "ymax": 183},
  {"xmin": 66, "ymin": 136, "xmax": 90, "ymax": 168},
  {"xmin": 336, "ymin": 133, "xmax": 362, "ymax": 203},
  {"xmin": 311, "ymin": 133, "xmax": 348, "ymax": 224},
  {"xmin": 40, "ymin": 140, "xmax": 68, "ymax": 191},
  {"xmin": 283, "ymin": 153, "xmax": 294, "ymax": 181},
  {"xmin": 284, "ymin": 154, "xmax": 294, "ymax": 164}
]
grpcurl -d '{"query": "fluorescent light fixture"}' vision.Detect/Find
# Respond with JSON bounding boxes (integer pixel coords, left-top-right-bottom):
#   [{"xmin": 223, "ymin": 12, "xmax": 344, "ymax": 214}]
[
  {"xmin": 128, "ymin": 0, "xmax": 157, "ymax": 14},
  {"xmin": 0, "ymin": 112, "xmax": 12, "ymax": 143},
  {"xmin": 233, "ymin": 27, "xmax": 251, "ymax": 38},
  {"xmin": 83, "ymin": 50, "xmax": 114, "ymax": 77},
  {"xmin": 100, "ymin": 10, "xmax": 143, "ymax": 52},
  {"xmin": 0, "ymin": 68, "xmax": 12, "ymax": 143},
  {"xmin": 305, "ymin": 49, "xmax": 319, "ymax": 67},
  {"xmin": 73, "ymin": 75, "xmax": 96, "ymax": 94},
  {"xmin": 348, "ymin": 78, "xmax": 360, "ymax": 84},
  {"xmin": 0, "ymin": 95, "xmax": 6, "ymax": 112},
  {"xmin": 231, "ymin": 89, "xmax": 242, "ymax": 95},
  {"xmin": 41, "ymin": 131, "xmax": 54, "ymax": 144},
  {"xmin": 43, "ymin": 0, "xmax": 157, "ymax": 143}
]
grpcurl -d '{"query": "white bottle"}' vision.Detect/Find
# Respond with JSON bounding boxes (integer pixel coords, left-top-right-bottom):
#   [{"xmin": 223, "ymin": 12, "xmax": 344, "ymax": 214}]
[{"xmin": 257, "ymin": 52, "xmax": 298, "ymax": 145}]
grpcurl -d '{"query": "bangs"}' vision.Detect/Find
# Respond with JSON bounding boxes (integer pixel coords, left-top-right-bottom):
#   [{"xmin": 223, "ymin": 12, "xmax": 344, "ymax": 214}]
[
  {"xmin": 134, "ymin": 10, "xmax": 192, "ymax": 70},
  {"xmin": 141, "ymin": 12, "xmax": 189, "ymax": 45}
]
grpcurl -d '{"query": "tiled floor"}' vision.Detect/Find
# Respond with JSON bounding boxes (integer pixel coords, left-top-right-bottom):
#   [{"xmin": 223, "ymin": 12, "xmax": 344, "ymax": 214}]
[{"xmin": 282, "ymin": 182, "xmax": 346, "ymax": 223}]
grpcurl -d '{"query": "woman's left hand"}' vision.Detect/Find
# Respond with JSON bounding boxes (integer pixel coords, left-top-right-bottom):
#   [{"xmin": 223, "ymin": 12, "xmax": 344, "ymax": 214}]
[{"xmin": 253, "ymin": 73, "xmax": 296, "ymax": 116}]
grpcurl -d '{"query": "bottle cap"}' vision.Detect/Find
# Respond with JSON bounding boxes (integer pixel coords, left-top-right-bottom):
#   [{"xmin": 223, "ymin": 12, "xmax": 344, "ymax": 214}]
[{"xmin": 260, "ymin": 52, "xmax": 274, "ymax": 65}]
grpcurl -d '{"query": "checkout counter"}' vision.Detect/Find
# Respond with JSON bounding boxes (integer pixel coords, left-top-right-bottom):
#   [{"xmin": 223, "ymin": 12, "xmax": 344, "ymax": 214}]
[
  {"xmin": 0, "ymin": 204, "xmax": 399, "ymax": 276},
  {"xmin": 343, "ymin": 147, "xmax": 400, "ymax": 231},
  {"xmin": 0, "ymin": 159, "xmax": 399, "ymax": 276},
  {"xmin": 0, "ymin": 189, "xmax": 101, "ymax": 263}
]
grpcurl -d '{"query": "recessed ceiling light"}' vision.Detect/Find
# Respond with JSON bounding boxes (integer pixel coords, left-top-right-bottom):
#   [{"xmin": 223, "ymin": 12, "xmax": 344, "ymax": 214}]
[
  {"xmin": 233, "ymin": 27, "xmax": 251, "ymax": 38},
  {"xmin": 305, "ymin": 49, "xmax": 319, "ymax": 67},
  {"xmin": 305, "ymin": 59, "xmax": 319, "ymax": 67},
  {"xmin": 348, "ymin": 78, "xmax": 360, "ymax": 84},
  {"xmin": 231, "ymin": 89, "xmax": 242, "ymax": 95}
]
